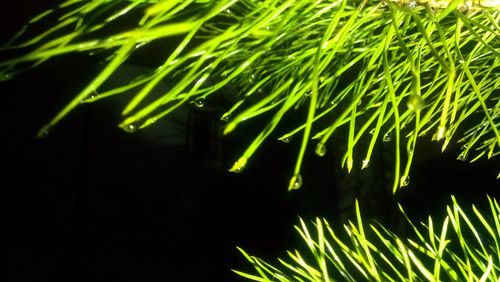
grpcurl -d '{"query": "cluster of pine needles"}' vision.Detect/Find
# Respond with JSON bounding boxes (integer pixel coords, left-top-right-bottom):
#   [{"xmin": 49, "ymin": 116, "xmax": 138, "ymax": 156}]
[
  {"xmin": 235, "ymin": 196, "xmax": 500, "ymax": 281},
  {"xmin": 0, "ymin": 0, "xmax": 499, "ymax": 190}
]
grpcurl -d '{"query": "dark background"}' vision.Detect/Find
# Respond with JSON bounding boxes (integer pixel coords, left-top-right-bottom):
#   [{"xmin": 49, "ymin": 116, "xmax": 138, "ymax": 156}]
[{"xmin": 1, "ymin": 2, "xmax": 498, "ymax": 281}]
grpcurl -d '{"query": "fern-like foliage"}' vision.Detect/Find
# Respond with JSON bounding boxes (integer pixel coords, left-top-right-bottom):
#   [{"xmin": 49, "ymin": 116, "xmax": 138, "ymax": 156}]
[
  {"xmin": 1, "ymin": 0, "xmax": 499, "ymax": 190},
  {"xmin": 235, "ymin": 196, "xmax": 500, "ymax": 281}
]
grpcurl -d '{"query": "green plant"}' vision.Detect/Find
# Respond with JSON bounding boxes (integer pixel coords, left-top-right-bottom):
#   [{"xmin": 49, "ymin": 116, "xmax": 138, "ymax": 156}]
[
  {"xmin": 235, "ymin": 196, "xmax": 500, "ymax": 281},
  {"xmin": 1, "ymin": 0, "xmax": 499, "ymax": 191}
]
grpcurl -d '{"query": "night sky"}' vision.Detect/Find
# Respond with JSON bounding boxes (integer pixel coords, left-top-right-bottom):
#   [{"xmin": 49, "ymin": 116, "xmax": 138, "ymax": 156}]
[{"xmin": 1, "ymin": 2, "xmax": 498, "ymax": 282}]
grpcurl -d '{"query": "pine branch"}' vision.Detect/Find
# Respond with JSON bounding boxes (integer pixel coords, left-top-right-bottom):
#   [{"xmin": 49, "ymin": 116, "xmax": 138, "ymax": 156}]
[
  {"xmin": 235, "ymin": 196, "xmax": 500, "ymax": 281},
  {"xmin": 1, "ymin": 0, "xmax": 499, "ymax": 190}
]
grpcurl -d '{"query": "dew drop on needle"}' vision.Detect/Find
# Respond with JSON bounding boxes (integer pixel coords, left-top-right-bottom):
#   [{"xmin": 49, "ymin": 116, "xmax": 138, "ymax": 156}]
[
  {"xmin": 230, "ymin": 157, "xmax": 247, "ymax": 173},
  {"xmin": 280, "ymin": 137, "xmax": 291, "ymax": 144},
  {"xmin": 0, "ymin": 71, "xmax": 12, "ymax": 82},
  {"xmin": 457, "ymin": 151, "xmax": 468, "ymax": 161},
  {"xmin": 400, "ymin": 176, "xmax": 410, "ymax": 187},
  {"xmin": 407, "ymin": 94, "xmax": 424, "ymax": 111},
  {"xmin": 288, "ymin": 174, "xmax": 302, "ymax": 191},
  {"xmin": 383, "ymin": 132, "xmax": 392, "ymax": 142},
  {"xmin": 315, "ymin": 143, "xmax": 326, "ymax": 157},
  {"xmin": 125, "ymin": 123, "xmax": 138, "ymax": 133},
  {"xmin": 362, "ymin": 159, "xmax": 370, "ymax": 169},
  {"xmin": 193, "ymin": 97, "xmax": 205, "ymax": 108}
]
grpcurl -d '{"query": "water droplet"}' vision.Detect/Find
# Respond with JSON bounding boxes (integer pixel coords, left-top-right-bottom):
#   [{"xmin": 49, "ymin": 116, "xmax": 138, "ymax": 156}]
[
  {"xmin": 123, "ymin": 123, "xmax": 138, "ymax": 133},
  {"xmin": 287, "ymin": 54, "xmax": 295, "ymax": 60},
  {"xmin": 407, "ymin": 94, "xmax": 424, "ymax": 111},
  {"xmin": 193, "ymin": 97, "xmax": 205, "ymax": 108},
  {"xmin": 362, "ymin": 159, "xmax": 370, "ymax": 169},
  {"xmin": 81, "ymin": 91, "xmax": 98, "ymax": 103},
  {"xmin": 248, "ymin": 74, "xmax": 255, "ymax": 84},
  {"xmin": 288, "ymin": 174, "xmax": 302, "ymax": 191},
  {"xmin": 400, "ymin": 175, "xmax": 410, "ymax": 187},
  {"xmin": 220, "ymin": 114, "xmax": 231, "ymax": 122},
  {"xmin": 229, "ymin": 157, "xmax": 247, "ymax": 173},
  {"xmin": 280, "ymin": 137, "xmax": 291, "ymax": 143},
  {"xmin": 315, "ymin": 143, "xmax": 326, "ymax": 157},
  {"xmin": 357, "ymin": 99, "xmax": 362, "ymax": 106},
  {"xmin": 304, "ymin": 91, "xmax": 312, "ymax": 98},
  {"xmin": 319, "ymin": 76, "xmax": 327, "ymax": 83},
  {"xmin": 457, "ymin": 151, "xmax": 468, "ymax": 161},
  {"xmin": 383, "ymin": 132, "xmax": 392, "ymax": 142},
  {"xmin": 36, "ymin": 127, "xmax": 51, "ymax": 138},
  {"xmin": 0, "ymin": 71, "xmax": 12, "ymax": 82},
  {"xmin": 226, "ymin": 9, "xmax": 232, "ymax": 14}
]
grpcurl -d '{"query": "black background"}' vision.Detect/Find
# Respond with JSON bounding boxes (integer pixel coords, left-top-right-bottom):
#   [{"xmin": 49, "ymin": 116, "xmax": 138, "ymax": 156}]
[{"xmin": 1, "ymin": 2, "xmax": 498, "ymax": 281}]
